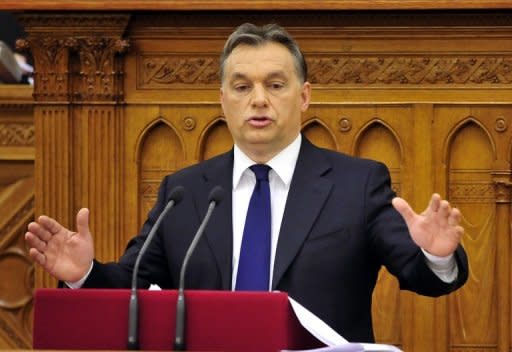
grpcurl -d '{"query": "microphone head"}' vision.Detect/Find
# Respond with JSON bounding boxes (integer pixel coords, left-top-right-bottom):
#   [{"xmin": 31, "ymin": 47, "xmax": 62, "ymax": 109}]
[
  {"xmin": 208, "ymin": 186, "xmax": 224, "ymax": 204},
  {"xmin": 169, "ymin": 186, "xmax": 185, "ymax": 204}
]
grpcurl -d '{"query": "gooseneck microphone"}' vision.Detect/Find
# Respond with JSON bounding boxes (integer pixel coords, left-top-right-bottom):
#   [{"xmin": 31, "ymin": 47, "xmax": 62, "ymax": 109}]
[
  {"xmin": 174, "ymin": 186, "xmax": 225, "ymax": 351},
  {"xmin": 127, "ymin": 186, "xmax": 185, "ymax": 350}
]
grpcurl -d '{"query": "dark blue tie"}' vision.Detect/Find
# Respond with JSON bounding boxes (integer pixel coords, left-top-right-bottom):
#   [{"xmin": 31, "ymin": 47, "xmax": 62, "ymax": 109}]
[{"xmin": 235, "ymin": 164, "xmax": 272, "ymax": 291}]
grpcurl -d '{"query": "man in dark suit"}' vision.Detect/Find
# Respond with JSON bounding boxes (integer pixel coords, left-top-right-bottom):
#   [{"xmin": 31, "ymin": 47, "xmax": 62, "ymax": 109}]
[{"xmin": 25, "ymin": 23, "xmax": 468, "ymax": 343}]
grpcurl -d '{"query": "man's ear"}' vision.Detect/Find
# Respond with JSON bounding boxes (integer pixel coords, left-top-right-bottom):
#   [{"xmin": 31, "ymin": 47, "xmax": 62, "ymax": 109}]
[
  {"xmin": 220, "ymin": 87, "xmax": 225, "ymax": 109},
  {"xmin": 301, "ymin": 81, "xmax": 311, "ymax": 112}
]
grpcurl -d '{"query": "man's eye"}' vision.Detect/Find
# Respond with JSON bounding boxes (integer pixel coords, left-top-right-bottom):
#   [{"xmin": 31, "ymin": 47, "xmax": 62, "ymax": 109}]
[
  {"xmin": 269, "ymin": 82, "xmax": 284, "ymax": 90},
  {"xmin": 234, "ymin": 85, "xmax": 249, "ymax": 92}
]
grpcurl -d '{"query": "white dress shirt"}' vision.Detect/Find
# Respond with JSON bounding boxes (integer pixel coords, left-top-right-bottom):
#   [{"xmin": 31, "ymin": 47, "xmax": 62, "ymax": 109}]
[{"xmin": 231, "ymin": 134, "xmax": 301, "ymax": 290}]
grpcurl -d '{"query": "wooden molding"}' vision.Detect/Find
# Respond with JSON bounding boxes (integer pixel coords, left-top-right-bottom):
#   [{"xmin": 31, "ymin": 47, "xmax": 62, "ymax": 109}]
[
  {"xmin": 2, "ymin": 0, "xmax": 512, "ymax": 10},
  {"xmin": 138, "ymin": 54, "xmax": 512, "ymax": 87}
]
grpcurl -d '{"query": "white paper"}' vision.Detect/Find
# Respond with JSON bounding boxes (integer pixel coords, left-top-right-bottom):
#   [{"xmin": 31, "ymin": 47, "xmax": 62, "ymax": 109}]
[
  {"xmin": 287, "ymin": 296, "xmax": 402, "ymax": 352},
  {"xmin": 288, "ymin": 296, "xmax": 348, "ymax": 346},
  {"xmin": 281, "ymin": 344, "xmax": 365, "ymax": 352}
]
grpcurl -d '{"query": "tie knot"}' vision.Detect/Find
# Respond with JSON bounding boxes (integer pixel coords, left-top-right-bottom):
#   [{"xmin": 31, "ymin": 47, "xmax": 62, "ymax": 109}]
[{"xmin": 250, "ymin": 164, "xmax": 271, "ymax": 182}]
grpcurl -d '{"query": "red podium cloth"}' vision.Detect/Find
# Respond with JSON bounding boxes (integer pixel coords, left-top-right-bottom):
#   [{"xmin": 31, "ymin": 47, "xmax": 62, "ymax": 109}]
[{"xmin": 33, "ymin": 289, "xmax": 321, "ymax": 352}]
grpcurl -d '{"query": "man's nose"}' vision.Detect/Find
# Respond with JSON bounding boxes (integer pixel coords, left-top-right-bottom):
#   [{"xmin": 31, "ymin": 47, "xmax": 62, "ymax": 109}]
[{"xmin": 250, "ymin": 85, "xmax": 268, "ymax": 107}]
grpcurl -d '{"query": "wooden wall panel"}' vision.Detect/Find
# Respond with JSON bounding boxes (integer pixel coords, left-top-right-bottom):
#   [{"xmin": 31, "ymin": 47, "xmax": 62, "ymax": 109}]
[
  {"xmin": 0, "ymin": 8, "xmax": 510, "ymax": 352},
  {"xmin": 432, "ymin": 106, "xmax": 512, "ymax": 352},
  {"xmin": 0, "ymin": 86, "xmax": 34, "ymax": 349}
]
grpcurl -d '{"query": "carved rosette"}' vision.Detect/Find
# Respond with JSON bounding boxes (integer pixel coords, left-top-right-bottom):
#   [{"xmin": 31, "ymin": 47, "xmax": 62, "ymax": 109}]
[{"xmin": 74, "ymin": 38, "xmax": 129, "ymax": 102}]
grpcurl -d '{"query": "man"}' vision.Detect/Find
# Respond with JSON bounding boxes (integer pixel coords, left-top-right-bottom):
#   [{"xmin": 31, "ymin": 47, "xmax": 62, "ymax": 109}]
[{"xmin": 25, "ymin": 23, "xmax": 468, "ymax": 343}]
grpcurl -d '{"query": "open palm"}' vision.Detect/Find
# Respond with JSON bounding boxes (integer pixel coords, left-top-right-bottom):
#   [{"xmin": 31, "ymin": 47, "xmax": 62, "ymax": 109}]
[
  {"xmin": 25, "ymin": 208, "xmax": 95, "ymax": 282},
  {"xmin": 392, "ymin": 194, "xmax": 463, "ymax": 257}
]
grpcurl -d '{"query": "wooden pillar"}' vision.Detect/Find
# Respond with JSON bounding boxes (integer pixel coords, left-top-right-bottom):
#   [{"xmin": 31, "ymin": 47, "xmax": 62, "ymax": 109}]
[
  {"xmin": 17, "ymin": 13, "xmax": 130, "ymax": 288},
  {"xmin": 492, "ymin": 175, "xmax": 511, "ymax": 352}
]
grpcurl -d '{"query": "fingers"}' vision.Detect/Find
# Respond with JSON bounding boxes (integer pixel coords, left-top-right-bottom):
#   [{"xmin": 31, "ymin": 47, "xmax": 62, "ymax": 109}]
[
  {"xmin": 27, "ymin": 221, "xmax": 52, "ymax": 242},
  {"xmin": 448, "ymin": 207, "xmax": 462, "ymax": 226},
  {"xmin": 454, "ymin": 225, "xmax": 464, "ymax": 238},
  {"xmin": 25, "ymin": 231, "xmax": 48, "ymax": 253},
  {"xmin": 425, "ymin": 193, "xmax": 441, "ymax": 214},
  {"xmin": 76, "ymin": 208, "xmax": 90, "ymax": 236},
  {"xmin": 392, "ymin": 197, "xmax": 416, "ymax": 225},
  {"xmin": 438, "ymin": 200, "xmax": 451, "ymax": 226},
  {"xmin": 28, "ymin": 247, "xmax": 46, "ymax": 266},
  {"xmin": 37, "ymin": 215, "xmax": 63, "ymax": 236},
  {"xmin": 430, "ymin": 195, "xmax": 464, "ymax": 235}
]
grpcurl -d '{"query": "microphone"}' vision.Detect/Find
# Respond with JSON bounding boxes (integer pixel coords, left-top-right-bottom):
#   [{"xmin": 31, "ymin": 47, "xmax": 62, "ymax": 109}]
[
  {"xmin": 174, "ymin": 186, "xmax": 224, "ymax": 351},
  {"xmin": 127, "ymin": 186, "xmax": 185, "ymax": 350}
]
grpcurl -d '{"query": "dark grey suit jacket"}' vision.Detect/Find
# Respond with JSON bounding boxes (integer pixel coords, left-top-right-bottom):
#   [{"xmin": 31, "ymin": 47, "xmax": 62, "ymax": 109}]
[{"xmin": 84, "ymin": 136, "xmax": 468, "ymax": 342}]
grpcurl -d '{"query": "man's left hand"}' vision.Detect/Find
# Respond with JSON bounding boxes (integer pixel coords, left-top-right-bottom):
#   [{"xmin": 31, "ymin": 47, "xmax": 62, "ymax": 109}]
[{"xmin": 392, "ymin": 194, "xmax": 464, "ymax": 257}]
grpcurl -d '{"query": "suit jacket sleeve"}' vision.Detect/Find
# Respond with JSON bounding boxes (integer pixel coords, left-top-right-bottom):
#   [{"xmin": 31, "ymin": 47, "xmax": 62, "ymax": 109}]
[
  {"xmin": 82, "ymin": 175, "xmax": 174, "ymax": 289},
  {"xmin": 366, "ymin": 161, "xmax": 468, "ymax": 296}
]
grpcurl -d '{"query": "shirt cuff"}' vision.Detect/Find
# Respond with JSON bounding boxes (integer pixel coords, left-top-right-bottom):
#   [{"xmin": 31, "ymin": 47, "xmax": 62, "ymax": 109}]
[
  {"xmin": 421, "ymin": 249, "xmax": 459, "ymax": 283},
  {"xmin": 64, "ymin": 261, "xmax": 94, "ymax": 289}
]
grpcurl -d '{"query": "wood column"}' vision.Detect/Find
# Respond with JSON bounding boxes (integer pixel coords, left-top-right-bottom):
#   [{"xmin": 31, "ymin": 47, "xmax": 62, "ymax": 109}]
[
  {"xmin": 492, "ymin": 175, "xmax": 511, "ymax": 352},
  {"xmin": 17, "ymin": 13, "xmax": 130, "ymax": 288}
]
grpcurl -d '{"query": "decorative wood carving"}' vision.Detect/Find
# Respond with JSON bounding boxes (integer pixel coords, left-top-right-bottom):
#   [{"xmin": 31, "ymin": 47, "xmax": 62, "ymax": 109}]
[
  {"xmin": 0, "ymin": 123, "xmax": 35, "ymax": 146},
  {"xmin": 139, "ymin": 54, "xmax": 512, "ymax": 87},
  {"xmin": 338, "ymin": 118, "xmax": 352, "ymax": 132},
  {"xmin": 74, "ymin": 37, "xmax": 129, "ymax": 101},
  {"xmin": 141, "ymin": 56, "xmax": 218, "ymax": 88},
  {"xmin": 494, "ymin": 117, "xmax": 507, "ymax": 133},
  {"xmin": 181, "ymin": 117, "xmax": 197, "ymax": 131},
  {"xmin": 308, "ymin": 56, "xmax": 512, "ymax": 85},
  {"xmin": 16, "ymin": 37, "xmax": 73, "ymax": 101},
  {"xmin": 449, "ymin": 182, "xmax": 495, "ymax": 203},
  {"xmin": 17, "ymin": 13, "xmax": 131, "ymax": 28},
  {"xmin": 0, "ymin": 177, "xmax": 35, "ymax": 349},
  {"xmin": 1, "ymin": 7, "xmax": 511, "ymax": 352},
  {"xmin": 493, "ymin": 181, "xmax": 512, "ymax": 203}
]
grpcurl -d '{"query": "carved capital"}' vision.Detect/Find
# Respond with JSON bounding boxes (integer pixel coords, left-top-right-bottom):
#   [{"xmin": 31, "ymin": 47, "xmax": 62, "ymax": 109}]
[
  {"xmin": 20, "ymin": 37, "xmax": 76, "ymax": 101},
  {"xmin": 17, "ymin": 13, "xmax": 131, "ymax": 103},
  {"xmin": 74, "ymin": 37, "xmax": 129, "ymax": 102}
]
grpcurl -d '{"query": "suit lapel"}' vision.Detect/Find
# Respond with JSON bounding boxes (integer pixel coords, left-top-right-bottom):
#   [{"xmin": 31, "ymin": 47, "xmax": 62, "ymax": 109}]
[
  {"xmin": 272, "ymin": 138, "xmax": 333, "ymax": 289},
  {"xmin": 195, "ymin": 150, "xmax": 234, "ymax": 290}
]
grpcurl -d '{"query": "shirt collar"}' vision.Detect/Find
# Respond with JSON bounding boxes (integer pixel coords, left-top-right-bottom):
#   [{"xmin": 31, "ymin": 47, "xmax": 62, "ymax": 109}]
[{"xmin": 233, "ymin": 134, "xmax": 302, "ymax": 189}]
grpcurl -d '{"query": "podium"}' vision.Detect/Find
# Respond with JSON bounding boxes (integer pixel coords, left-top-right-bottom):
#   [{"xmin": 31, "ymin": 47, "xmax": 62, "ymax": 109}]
[{"xmin": 33, "ymin": 289, "xmax": 322, "ymax": 351}]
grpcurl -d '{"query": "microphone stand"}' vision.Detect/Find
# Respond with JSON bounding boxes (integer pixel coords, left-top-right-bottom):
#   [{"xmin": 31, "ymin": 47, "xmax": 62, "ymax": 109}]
[
  {"xmin": 174, "ymin": 186, "xmax": 224, "ymax": 351},
  {"xmin": 127, "ymin": 186, "xmax": 184, "ymax": 350}
]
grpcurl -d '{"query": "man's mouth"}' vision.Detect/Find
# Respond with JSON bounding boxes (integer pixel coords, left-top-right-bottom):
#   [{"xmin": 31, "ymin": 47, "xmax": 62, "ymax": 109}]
[{"xmin": 248, "ymin": 116, "xmax": 272, "ymax": 127}]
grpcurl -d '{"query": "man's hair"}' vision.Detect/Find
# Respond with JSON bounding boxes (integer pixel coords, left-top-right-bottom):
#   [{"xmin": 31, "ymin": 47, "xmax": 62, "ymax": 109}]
[{"xmin": 220, "ymin": 23, "xmax": 308, "ymax": 84}]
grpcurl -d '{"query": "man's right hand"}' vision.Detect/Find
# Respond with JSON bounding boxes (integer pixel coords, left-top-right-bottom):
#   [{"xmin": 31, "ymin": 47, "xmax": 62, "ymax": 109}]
[{"xmin": 25, "ymin": 208, "xmax": 95, "ymax": 283}]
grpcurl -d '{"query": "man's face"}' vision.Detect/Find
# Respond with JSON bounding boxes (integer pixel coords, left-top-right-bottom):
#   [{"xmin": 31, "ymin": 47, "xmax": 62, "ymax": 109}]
[{"xmin": 220, "ymin": 42, "xmax": 311, "ymax": 162}]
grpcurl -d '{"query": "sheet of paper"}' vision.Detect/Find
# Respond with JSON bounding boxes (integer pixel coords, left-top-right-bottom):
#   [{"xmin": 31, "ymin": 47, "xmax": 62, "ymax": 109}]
[
  {"xmin": 288, "ymin": 296, "xmax": 348, "ymax": 346},
  {"xmin": 287, "ymin": 296, "xmax": 402, "ymax": 352},
  {"xmin": 281, "ymin": 344, "xmax": 365, "ymax": 352}
]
